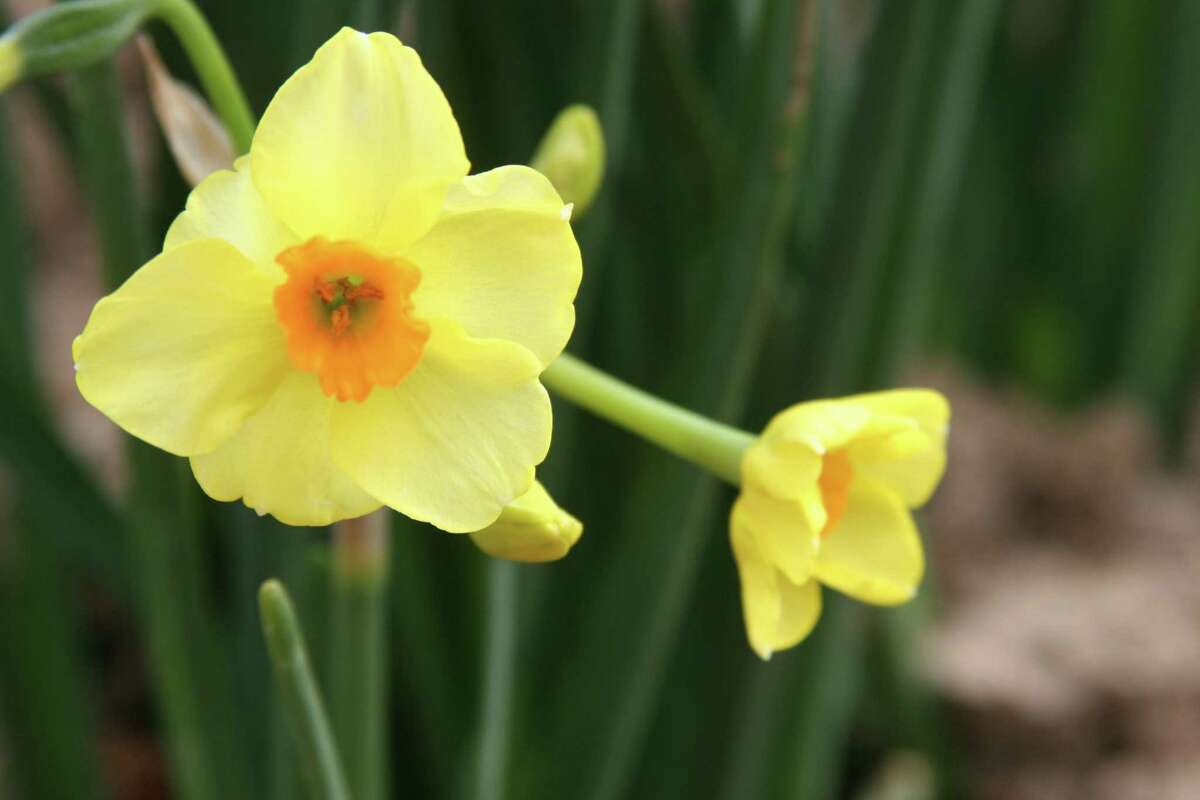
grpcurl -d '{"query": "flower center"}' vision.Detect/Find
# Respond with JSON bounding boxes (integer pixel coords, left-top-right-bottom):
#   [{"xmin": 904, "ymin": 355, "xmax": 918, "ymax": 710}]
[
  {"xmin": 817, "ymin": 450, "xmax": 854, "ymax": 536},
  {"xmin": 274, "ymin": 237, "xmax": 429, "ymax": 402}
]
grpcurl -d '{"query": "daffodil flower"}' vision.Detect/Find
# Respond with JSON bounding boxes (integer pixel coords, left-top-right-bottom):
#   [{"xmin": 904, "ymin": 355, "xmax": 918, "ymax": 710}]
[
  {"xmin": 73, "ymin": 28, "xmax": 581, "ymax": 530},
  {"xmin": 539, "ymin": 356, "xmax": 950, "ymax": 657},
  {"xmin": 731, "ymin": 391, "xmax": 949, "ymax": 659}
]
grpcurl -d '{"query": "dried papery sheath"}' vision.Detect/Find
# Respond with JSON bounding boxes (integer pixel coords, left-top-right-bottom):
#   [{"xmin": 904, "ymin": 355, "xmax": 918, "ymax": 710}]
[{"xmin": 138, "ymin": 35, "xmax": 233, "ymax": 186}]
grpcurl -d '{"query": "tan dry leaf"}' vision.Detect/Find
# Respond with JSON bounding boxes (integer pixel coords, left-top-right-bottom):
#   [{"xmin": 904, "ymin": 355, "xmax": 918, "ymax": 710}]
[{"xmin": 137, "ymin": 35, "xmax": 234, "ymax": 187}]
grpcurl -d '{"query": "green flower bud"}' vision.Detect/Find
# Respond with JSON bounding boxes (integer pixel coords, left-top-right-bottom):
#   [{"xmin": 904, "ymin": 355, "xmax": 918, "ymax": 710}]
[
  {"xmin": 0, "ymin": 38, "xmax": 18, "ymax": 92},
  {"xmin": 469, "ymin": 481, "xmax": 583, "ymax": 563},
  {"xmin": 0, "ymin": 0, "xmax": 151, "ymax": 91},
  {"xmin": 530, "ymin": 104, "xmax": 606, "ymax": 216}
]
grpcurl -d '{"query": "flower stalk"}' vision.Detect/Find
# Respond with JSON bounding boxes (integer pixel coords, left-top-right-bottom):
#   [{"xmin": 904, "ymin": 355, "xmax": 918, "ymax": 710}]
[
  {"xmin": 540, "ymin": 352, "xmax": 754, "ymax": 486},
  {"xmin": 147, "ymin": 0, "xmax": 255, "ymax": 152},
  {"xmin": 330, "ymin": 511, "xmax": 391, "ymax": 800},
  {"xmin": 473, "ymin": 560, "xmax": 519, "ymax": 800}
]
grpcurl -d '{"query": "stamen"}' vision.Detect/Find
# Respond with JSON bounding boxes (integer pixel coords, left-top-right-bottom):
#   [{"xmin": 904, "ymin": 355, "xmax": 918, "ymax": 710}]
[
  {"xmin": 345, "ymin": 283, "xmax": 384, "ymax": 302},
  {"xmin": 330, "ymin": 304, "xmax": 351, "ymax": 335},
  {"xmin": 314, "ymin": 279, "xmax": 339, "ymax": 303}
]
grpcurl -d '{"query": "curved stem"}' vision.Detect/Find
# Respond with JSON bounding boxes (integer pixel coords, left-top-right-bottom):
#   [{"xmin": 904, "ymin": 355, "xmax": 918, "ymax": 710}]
[
  {"xmin": 541, "ymin": 353, "xmax": 753, "ymax": 486},
  {"xmin": 151, "ymin": 0, "xmax": 255, "ymax": 152}
]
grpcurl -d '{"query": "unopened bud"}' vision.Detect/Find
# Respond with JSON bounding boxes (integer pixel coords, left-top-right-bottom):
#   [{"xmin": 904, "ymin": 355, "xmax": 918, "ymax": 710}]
[
  {"xmin": 0, "ymin": 39, "xmax": 18, "ymax": 92},
  {"xmin": 0, "ymin": 0, "xmax": 150, "ymax": 92},
  {"xmin": 469, "ymin": 481, "xmax": 583, "ymax": 563},
  {"xmin": 530, "ymin": 104, "xmax": 605, "ymax": 216}
]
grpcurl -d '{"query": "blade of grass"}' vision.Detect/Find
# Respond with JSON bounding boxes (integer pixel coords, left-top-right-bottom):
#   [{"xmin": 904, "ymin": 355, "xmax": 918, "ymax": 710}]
[
  {"xmin": 803, "ymin": 0, "xmax": 941, "ymax": 396},
  {"xmin": 722, "ymin": 2, "xmax": 946, "ymax": 797},
  {"xmin": 879, "ymin": 0, "xmax": 1006, "ymax": 374},
  {"xmin": 1119, "ymin": 0, "xmax": 1200, "ymax": 436},
  {"xmin": 271, "ymin": 542, "xmax": 335, "ymax": 800},
  {"xmin": 388, "ymin": 520, "xmax": 463, "ymax": 788},
  {"xmin": 0, "ymin": 100, "xmax": 109, "ymax": 800},
  {"xmin": 472, "ymin": 560, "xmax": 519, "ymax": 800},
  {"xmin": 0, "ymin": 502, "xmax": 109, "ymax": 800},
  {"xmin": 330, "ymin": 511, "xmax": 392, "ymax": 800},
  {"xmin": 69, "ymin": 59, "xmax": 250, "ymax": 800},
  {"xmin": 0, "ymin": 99, "xmax": 128, "ymax": 599},
  {"xmin": 865, "ymin": 2, "xmax": 1004, "ymax": 791},
  {"xmin": 260, "ymin": 579, "xmax": 352, "ymax": 800},
  {"xmin": 531, "ymin": 3, "xmax": 817, "ymax": 799}
]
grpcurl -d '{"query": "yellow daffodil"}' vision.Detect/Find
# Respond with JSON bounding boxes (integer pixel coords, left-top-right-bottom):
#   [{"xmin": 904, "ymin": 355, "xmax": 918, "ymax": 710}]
[
  {"xmin": 469, "ymin": 480, "xmax": 583, "ymax": 563},
  {"xmin": 73, "ymin": 28, "xmax": 581, "ymax": 530},
  {"xmin": 730, "ymin": 390, "xmax": 949, "ymax": 659}
]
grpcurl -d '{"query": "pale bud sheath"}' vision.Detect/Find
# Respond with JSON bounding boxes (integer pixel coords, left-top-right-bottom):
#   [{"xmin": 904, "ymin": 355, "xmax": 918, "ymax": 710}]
[{"xmin": 469, "ymin": 481, "xmax": 583, "ymax": 563}]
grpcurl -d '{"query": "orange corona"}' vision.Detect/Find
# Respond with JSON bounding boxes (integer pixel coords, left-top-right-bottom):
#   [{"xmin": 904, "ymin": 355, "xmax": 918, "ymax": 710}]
[
  {"xmin": 817, "ymin": 450, "xmax": 854, "ymax": 536},
  {"xmin": 274, "ymin": 237, "xmax": 429, "ymax": 402}
]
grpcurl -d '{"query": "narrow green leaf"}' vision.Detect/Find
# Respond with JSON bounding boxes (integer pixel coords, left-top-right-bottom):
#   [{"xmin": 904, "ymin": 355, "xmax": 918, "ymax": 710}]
[
  {"xmin": 69, "ymin": 58, "xmax": 251, "ymax": 800},
  {"xmin": 1119, "ymin": 0, "xmax": 1200, "ymax": 433},
  {"xmin": 472, "ymin": 560, "xmax": 519, "ymax": 800},
  {"xmin": 330, "ymin": 512, "xmax": 392, "ymax": 800},
  {"xmin": 260, "ymin": 580, "xmax": 352, "ymax": 800}
]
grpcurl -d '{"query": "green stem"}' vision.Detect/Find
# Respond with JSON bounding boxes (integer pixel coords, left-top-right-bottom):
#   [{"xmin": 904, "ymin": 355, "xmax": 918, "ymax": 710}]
[
  {"xmin": 150, "ymin": 0, "xmax": 255, "ymax": 152},
  {"xmin": 330, "ymin": 511, "xmax": 391, "ymax": 800},
  {"xmin": 474, "ymin": 560, "xmax": 519, "ymax": 800},
  {"xmin": 541, "ymin": 353, "xmax": 753, "ymax": 485},
  {"xmin": 260, "ymin": 580, "xmax": 351, "ymax": 800}
]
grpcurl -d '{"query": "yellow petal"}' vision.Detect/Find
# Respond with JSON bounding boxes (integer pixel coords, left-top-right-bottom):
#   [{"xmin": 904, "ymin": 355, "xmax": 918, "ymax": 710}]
[
  {"xmin": 735, "ymin": 487, "xmax": 820, "ymax": 585},
  {"xmin": 73, "ymin": 239, "xmax": 288, "ymax": 456},
  {"xmin": 763, "ymin": 399, "xmax": 873, "ymax": 453},
  {"xmin": 164, "ymin": 157, "xmax": 297, "ymax": 279},
  {"xmin": 250, "ymin": 28, "xmax": 469, "ymax": 254},
  {"xmin": 190, "ymin": 371, "xmax": 381, "ymax": 526},
  {"xmin": 469, "ymin": 480, "xmax": 583, "ymax": 562},
  {"xmin": 730, "ymin": 505, "xmax": 822, "ymax": 659},
  {"xmin": 331, "ymin": 319, "xmax": 550, "ymax": 533},
  {"xmin": 845, "ymin": 390, "xmax": 949, "ymax": 506},
  {"xmin": 774, "ymin": 576, "xmax": 823, "ymax": 654},
  {"xmin": 408, "ymin": 166, "xmax": 581, "ymax": 366},
  {"xmin": 814, "ymin": 478, "xmax": 924, "ymax": 605},
  {"xmin": 740, "ymin": 435, "xmax": 827, "ymax": 532}
]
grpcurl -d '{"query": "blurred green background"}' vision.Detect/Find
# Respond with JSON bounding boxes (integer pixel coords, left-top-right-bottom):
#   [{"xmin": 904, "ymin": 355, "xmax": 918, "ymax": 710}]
[{"xmin": 1, "ymin": 0, "xmax": 1198, "ymax": 798}]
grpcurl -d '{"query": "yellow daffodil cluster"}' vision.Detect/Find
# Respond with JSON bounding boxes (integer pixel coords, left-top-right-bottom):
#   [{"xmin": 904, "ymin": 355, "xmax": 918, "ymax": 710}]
[{"xmin": 68, "ymin": 24, "xmax": 951, "ymax": 654}]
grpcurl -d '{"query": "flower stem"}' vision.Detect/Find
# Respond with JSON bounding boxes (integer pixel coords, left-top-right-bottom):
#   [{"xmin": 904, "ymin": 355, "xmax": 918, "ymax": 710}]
[
  {"xmin": 540, "ymin": 353, "xmax": 753, "ymax": 486},
  {"xmin": 150, "ymin": 0, "xmax": 255, "ymax": 152},
  {"xmin": 330, "ymin": 511, "xmax": 391, "ymax": 800},
  {"xmin": 474, "ymin": 560, "xmax": 518, "ymax": 800},
  {"xmin": 259, "ymin": 579, "xmax": 351, "ymax": 800}
]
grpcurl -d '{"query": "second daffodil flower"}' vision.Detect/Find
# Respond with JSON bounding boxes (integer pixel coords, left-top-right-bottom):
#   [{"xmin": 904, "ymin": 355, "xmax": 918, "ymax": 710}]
[
  {"xmin": 73, "ymin": 28, "xmax": 581, "ymax": 531},
  {"xmin": 731, "ymin": 390, "xmax": 949, "ymax": 659}
]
